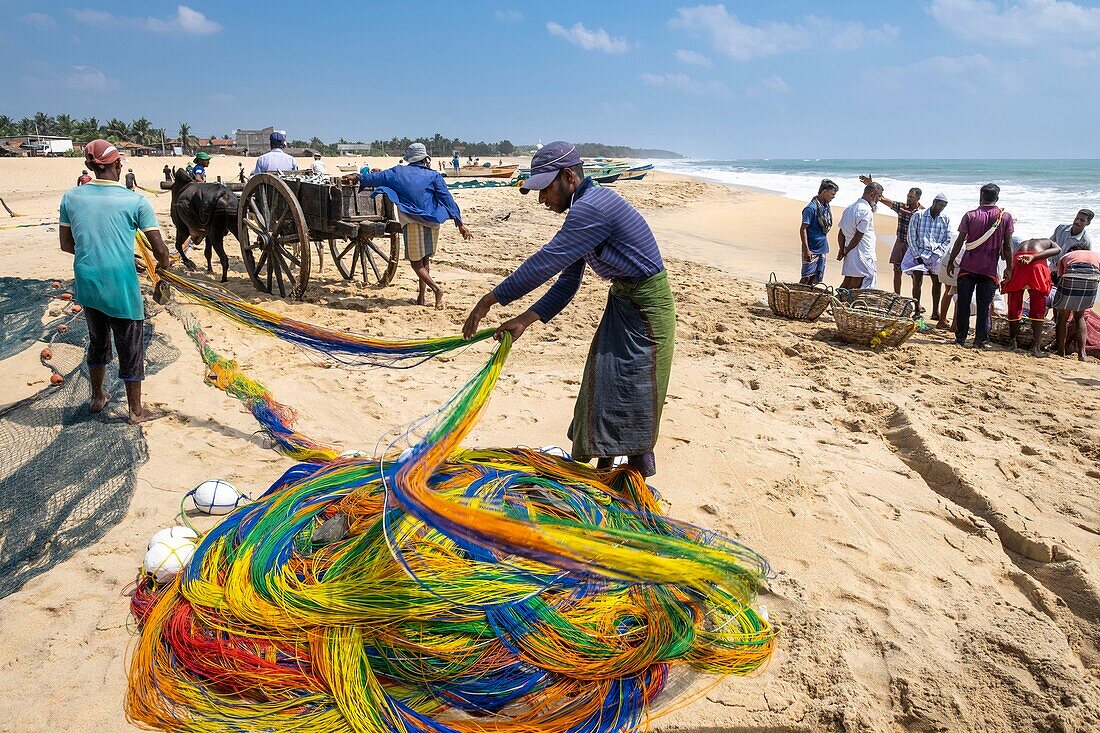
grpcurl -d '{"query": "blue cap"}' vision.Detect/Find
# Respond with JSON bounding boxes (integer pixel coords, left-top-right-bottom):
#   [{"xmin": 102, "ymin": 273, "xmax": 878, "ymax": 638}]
[
  {"xmin": 270, "ymin": 130, "xmax": 287, "ymax": 147},
  {"xmin": 520, "ymin": 141, "xmax": 582, "ymax": 193}
]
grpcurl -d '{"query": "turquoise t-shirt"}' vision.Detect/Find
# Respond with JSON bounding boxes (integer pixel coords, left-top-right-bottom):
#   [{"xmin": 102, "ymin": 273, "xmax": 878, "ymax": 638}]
[{"xmin": 59, "ymin": 180, "xmax": 159, "ymax": 321}]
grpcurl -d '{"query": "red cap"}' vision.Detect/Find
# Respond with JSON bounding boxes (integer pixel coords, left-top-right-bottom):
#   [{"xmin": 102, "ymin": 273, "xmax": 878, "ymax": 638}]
[{"xmin": 84, "ymin": 139, "xmax": 122, "ymax": 165}]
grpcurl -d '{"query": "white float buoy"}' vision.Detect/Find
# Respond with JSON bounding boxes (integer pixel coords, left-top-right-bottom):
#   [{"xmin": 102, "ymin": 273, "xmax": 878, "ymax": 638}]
[
  {"xmin": 190, "ymin": 479, "xmax": 246, "ymax": 515},
  {"xmin": 143, "ymin": 535, "xmax": 196, "ymax": 583},
  {"xmin": 147, "ymin": 525, "xmax": 199, "ymax": 550}
]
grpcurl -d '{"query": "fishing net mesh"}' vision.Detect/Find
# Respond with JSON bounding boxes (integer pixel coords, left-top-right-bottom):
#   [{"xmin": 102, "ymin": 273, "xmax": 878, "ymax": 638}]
[{"xmin": 0, "ymin": 277, "xmax": 178, "ymax": 599}]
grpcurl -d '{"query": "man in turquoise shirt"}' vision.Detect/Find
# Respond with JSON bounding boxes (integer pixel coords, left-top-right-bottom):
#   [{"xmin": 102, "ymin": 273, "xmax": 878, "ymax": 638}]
[{"xmin": 59, "ymin": 139, "xmax": 170, "ymax": 424}]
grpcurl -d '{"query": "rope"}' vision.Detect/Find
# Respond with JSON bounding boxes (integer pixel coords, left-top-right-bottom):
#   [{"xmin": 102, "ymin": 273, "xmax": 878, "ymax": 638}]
[{"xmin": 126, "ymin": 235, "xmax": 777, "ymax": 732}]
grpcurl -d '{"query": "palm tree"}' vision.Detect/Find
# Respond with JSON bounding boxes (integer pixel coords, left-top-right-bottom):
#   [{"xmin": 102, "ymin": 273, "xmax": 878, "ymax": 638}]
[
  {"xmin": 55, "ymin": 114, "xmax": 74, "ymax": 138},
  {"xmin": 33, "ymin": 111, "xmax": 55, "ymax": 136},
  {"xmin": 130, "ymin": 117, "xmax": 152, "ymax": 145},
  {"xmin": 178, "ymin": 122, "xmax": 193, "ymax": 154},
  {"xmin": 0, "ymin": 116, "xmax": 13, "ymax": 136}
]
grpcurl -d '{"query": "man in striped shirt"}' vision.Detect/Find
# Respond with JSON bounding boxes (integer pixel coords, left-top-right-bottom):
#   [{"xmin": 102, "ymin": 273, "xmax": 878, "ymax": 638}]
[{"xmin": 462, "ymin": 141, "xmax": 674, "ymax": 477}]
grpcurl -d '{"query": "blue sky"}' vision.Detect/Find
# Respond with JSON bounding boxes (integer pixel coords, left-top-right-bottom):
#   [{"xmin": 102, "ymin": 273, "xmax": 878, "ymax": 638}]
[{"xmin": 3, "ymin": 1, "xmax": 1099, "ymax": 158}]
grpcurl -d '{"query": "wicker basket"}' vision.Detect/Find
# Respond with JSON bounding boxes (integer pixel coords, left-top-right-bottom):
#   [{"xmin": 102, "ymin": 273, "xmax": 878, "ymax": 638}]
[
  {"xmin": 831, "ymin": 299, "xmax": 919, "ymax": 348},
  {"xmin": 988, "ymin": 314, "xmax": 1057, "ymax": 349},
  {"xmin": 835, "ymin": 288, "xmax": 918, "ymax": 318},
  {"xmin": 766, "ymin": 273, "xmax": 833, "ymax": 321}
]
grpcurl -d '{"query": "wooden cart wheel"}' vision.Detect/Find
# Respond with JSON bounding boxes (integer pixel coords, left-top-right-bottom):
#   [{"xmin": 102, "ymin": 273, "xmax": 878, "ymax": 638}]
[
  {"xmin": 237, "ymin": 173, "xmax": 311, "ymax": 299},
  {"xmin": 328, "ymin": 232, "xmax": 401, "ymax": 287}
]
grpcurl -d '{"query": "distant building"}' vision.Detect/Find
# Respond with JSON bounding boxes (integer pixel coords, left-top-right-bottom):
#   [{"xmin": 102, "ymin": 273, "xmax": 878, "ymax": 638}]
[
  {"xmin": 235, "ymin": 126, "xmax": 275, "ymax": 156},
  {"xmin": 336, "ymin": 143, "xmax": 373, "ymax": 156},
  {"xmin": 114, "ymin": 140, "xmax": 155, "ymax": 157}
]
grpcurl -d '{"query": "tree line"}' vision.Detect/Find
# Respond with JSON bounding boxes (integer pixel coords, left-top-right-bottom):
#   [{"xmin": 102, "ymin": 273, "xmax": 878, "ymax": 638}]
[{"xmin": 1, "ymin": 113, "xmax": 682, "ymax": 159}]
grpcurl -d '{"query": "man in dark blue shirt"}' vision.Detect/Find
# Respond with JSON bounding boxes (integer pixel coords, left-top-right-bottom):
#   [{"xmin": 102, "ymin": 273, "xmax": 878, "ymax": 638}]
[
  {"xmin": 462, "ymin": 141, "xmax": 675, "ymax": 477},
  {"xmin": 359, "ymin": 143, "xmax": 471, "ymax": 307},
  {"xmin": 799, "ymin": 179, "xmax": 838, "ymax": 284}
]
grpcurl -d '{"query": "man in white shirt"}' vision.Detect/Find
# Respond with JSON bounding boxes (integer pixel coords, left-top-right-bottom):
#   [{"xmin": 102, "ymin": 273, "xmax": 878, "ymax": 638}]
[
  {"xmin": 1050, "ymin": 209, "xmax": 1093, "ymax": 275},
  {"xmin": 310, "ymin": 153, "xmax": 327, "ymax": 176},
  {"xmin": 251, "ymin": 131, "xmax": 298, "ymax": 175},
  {"xmin": 837, "ymin": 182, "xmax": 883, "ymax": 289}
]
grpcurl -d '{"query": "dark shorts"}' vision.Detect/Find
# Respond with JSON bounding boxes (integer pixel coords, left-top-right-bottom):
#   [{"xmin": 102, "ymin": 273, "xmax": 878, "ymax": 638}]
[
  {"xmin": 84, "ymin": 307, "xmax": 145, "ymax": 381},
  {"xmin": 890, "ymin": 239, "xmax": 909, "ymax": 266}
]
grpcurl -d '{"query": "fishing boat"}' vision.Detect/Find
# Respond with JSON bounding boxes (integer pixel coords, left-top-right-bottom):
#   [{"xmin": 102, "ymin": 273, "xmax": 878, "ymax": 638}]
[
  {"xmin": 443, "ymin": 164, "xmax": 519, "ymax": 179},
  {"xmin": 617, "ymin": 164, "xmax": 654, "ymax": 182},
  {"xmin": 336, "ymin": 163, "xmax": 361, "ymax": 172}
]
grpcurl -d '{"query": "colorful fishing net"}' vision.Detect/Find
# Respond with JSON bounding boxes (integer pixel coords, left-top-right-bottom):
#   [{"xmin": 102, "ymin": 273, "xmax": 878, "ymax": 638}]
[{"xmin": 127, "ymin": 240, "xmax": 777, "ymax": 732}]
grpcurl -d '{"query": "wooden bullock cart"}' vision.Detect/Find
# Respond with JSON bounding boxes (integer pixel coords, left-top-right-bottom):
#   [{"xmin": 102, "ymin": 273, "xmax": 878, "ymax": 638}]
[{"xmin": 235, "ymin": 172, "xmax": 402, "ymax": 299}]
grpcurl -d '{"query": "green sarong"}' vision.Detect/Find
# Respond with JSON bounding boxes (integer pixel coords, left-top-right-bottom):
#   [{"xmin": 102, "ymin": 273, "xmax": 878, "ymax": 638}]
[{"xmin": 569, "ymin": 269, "xmax": 676, "ymax": 461}]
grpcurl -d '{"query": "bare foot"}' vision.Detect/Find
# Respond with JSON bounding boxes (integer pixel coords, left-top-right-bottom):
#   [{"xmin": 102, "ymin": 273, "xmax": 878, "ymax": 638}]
[
  {"xmin": 434, "ymin": 288, "xmax": 444, "ymax": 310},
  {"xmin": 935, "ymin": 320, "xmax": 949, "ymax": 330},
  {"xmin": 129, "ymin": 408, "xmax": 166, "ymax": 425},
  {"xmin": 1031, "ymin": 347, "xmax": 1048, "ymax": 358},
  {"xmin": 1080, "ymin": 353, "xmax": 1091, "ymax": 362},
  {"xmin": 415, "ymin": 293, "xmax": 426, "ymax": 306},
  {"xmin": 90, "ymin": 394, "xmax": 110, "ymax": 413},
  {"xmin": 1007, "ymin": 338, "xmax": 1018, "ymax": 351}
]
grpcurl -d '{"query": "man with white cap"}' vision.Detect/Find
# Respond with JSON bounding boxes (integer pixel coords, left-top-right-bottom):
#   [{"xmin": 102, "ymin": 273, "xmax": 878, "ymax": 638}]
[
  {"xmin": 462, "ymin": 141, "xmax": 674, "ymax": 478},
  {"xmin": 902, "ymin": 192, "xmax": 951, "ymax": 321},
  {"xmin": 58, "ymin": 139, "xmax": 171, "ymax": 424},
  {"xmin": 357, "ymin": 142, "xmax": 472, "ymax": 308},
  {"xmin": 251, "ymin": 131, "xmax": 298, "ymax": 175}
]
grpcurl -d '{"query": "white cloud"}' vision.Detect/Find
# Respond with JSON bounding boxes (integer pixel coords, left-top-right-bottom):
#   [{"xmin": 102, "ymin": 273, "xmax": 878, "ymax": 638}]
[
  {"xmin": 747, "ymin": 74, "xmax": 789, "ymax": 95},
  {"xmin": 21, "ymin": 12, "xmax": 58, "ymax": 30},
  {"xmin": 494, "ymin": 9, "xmax": 523, "ymax": 22},
  {"xmin": 70, "ymin": 5, "xmax": 221, "ymax": 35},
  {"xmin": 547, "ymin": 21, "xmax": 630, "ymax": 54},
  {"xmin": 675, "ymin": 49, "xmax": 712, "ymax": 67},
  {"xmin": 872, "ymin": 54, "xmax": 1021, "ymax": 95},
  {"xmin": 928, "ymin": 0, "xmax": 1100, "ymax": 45},
  {"xmin": 63, "ymin": 65, "xmax": 121, "ymax": 91},
  {"xmin": 640, "ymin": 72, "xmax": 730, "ymax": 98},
  {"xmin": 670, "ymin": 4, "xmax": 897, "ymax": 60}
]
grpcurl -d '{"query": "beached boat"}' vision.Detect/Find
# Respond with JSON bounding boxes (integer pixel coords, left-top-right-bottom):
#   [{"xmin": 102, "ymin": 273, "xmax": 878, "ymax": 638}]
[
  {"xmin": 618, "ymin": 164, "xmax": 654, "ymax": 182},
  {"xmin": 336, "ymin": 163, "xmax": 360, "ymax": 172},
  {"xmin": 443, "ymin": 164, "xmax": 519, "ymax": 179}
]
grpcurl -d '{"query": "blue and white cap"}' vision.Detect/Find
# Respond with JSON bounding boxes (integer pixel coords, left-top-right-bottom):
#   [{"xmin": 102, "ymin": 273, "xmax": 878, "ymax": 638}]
[{"xmin": 520, "ymin": 141, "xmax": 582, "ymax": 194}]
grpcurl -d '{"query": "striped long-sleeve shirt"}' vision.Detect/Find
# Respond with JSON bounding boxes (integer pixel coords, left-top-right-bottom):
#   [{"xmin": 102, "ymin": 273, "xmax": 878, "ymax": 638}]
[{"xmin": 492, "ymin": 178, "xmax": 664, "ymax": 321}]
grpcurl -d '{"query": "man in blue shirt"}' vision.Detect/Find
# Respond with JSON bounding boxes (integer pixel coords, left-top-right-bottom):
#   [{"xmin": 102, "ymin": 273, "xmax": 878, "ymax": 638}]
[
  {"xmin": 799, "ymin": 179, "xmax": 838, "ymax": 284},
  {"xmin": 359, "ymin": 143, "xmax": 472, "ymax": 308},
  {"xmin": 251, "ymin": 131, "xmax": 298, "ymax": 175},
  {"xmin": 58, "ymin": 139, "xmax": 170, "ymax": 424},
  {"xmin": 462, "ymin": 141, "xmax": 674, "ymax": 477}
]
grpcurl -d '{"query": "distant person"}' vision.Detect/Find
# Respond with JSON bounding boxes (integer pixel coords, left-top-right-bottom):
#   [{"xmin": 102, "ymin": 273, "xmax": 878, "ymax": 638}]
[
  {"xmin": 902, "ymin": 193, "xmax": 951, "ymax": 320},
  {"xmin": 162, "ymin": 164, "xmax": 172, "ymax": 182},
  {"xmin": 358, "ymin": 142, "xmax": 472, "ymax": 308},
  {"xmin": 452, "ymin": 153, "xmax": 460, "ymax": 173},
  {"xmin": 77, "ymin": 170, "xmax": 91, "ymax": 186},
  {"xmin": 1053, "ymin": 242, "xmax": 1100, "ymax": 361},
  {"xmin": 251, "ymin": 131, "xmax": 298, "ymax": 175},
  {"xmin": 945, "ymin": 183, "xmax": 1014, "ymax": 349},
  {"xmin": 310, "ymin": 153, "xmax": 327, "ymax": 176},
  {"xmin": 58, "ymin": 140, "xmax": 170, "ymax": 424},
  {"xmin": 192, "ymin": 152, "xmax": 212, "ymax": 170},
  {"xmin": 1050, "ymin": 209, "xmax": 1093, "ymax": 278},
  {"xmin": 798, "ymin": 178, "xmax": 838, "ymax": 285},
  {"xmin": 837, "ymin": 182, "xmax": 883, "ymax": 289},
  {"xmin": 1001, "ymin": 238, "xmax": 1055, "ymax": 356},
  {"xmin": 124, "ymin": 168, "xmax": 137, "ymax": 190},
  {"xmin": 861, "ymin": 176, "xmax": 923, "ymax": 295},
  {"xmin": 237, "ymin": 162, "xmax": 246, "ymax": 183}
]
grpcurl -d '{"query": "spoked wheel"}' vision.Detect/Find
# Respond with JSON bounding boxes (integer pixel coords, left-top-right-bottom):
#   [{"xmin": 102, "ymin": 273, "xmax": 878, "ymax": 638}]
[
  {"xmin": 329, "ymin": 232, "xmax": 401, "ymax": 287},
  {"xmin": 238, "ymin": 173, "xmax": 311, "ymax": 299}
]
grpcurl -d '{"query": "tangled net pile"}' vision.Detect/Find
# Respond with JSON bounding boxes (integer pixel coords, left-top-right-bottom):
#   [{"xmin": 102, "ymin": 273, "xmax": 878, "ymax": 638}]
[{"xmin": 129, "ymin": 240, "xmax": 776, "ymax": 733}]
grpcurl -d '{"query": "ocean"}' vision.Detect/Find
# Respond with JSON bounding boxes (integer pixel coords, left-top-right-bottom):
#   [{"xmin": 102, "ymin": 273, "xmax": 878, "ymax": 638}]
[{"xmin": 654, "ymin": 159, "xmax": 1100, "ymax": 239}]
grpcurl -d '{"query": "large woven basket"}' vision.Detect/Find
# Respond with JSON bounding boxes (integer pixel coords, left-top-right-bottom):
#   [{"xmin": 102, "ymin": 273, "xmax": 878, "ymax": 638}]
[
  {"xmin": 989, "ymin": 314, "xmax": 1057, "ymax": 349},
  {"xmin": 766, "ymin": 273, "xmax": 833, "ymax": 321},
  {"xmin": 835, "ymin": 288, "xmax": 918, "ymax": 319},
  {"xmin": 831, "ymin": 298, "xmax": 919, "ymax": 348}
]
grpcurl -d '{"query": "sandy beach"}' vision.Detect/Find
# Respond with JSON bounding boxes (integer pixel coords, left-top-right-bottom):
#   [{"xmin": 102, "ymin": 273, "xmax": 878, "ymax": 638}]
[{"xmin": 0, "ymin": 155, "xmax": 1098, "ymax": 732}]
